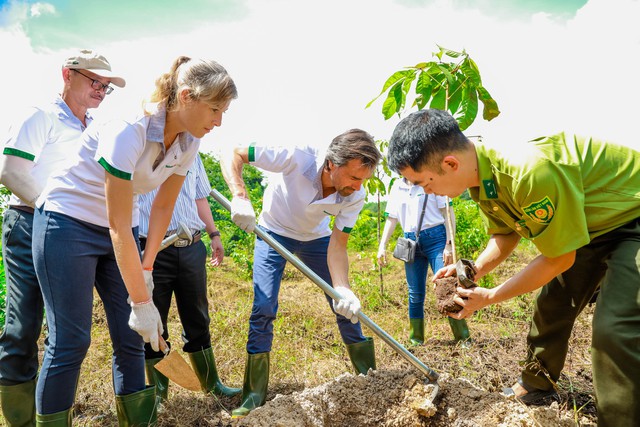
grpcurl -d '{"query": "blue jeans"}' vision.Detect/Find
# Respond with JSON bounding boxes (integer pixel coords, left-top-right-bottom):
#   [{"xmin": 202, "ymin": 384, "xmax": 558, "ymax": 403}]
[
  {"xmin": 32, "ymin": 210, "xmax": 145, "ymax": 414},
  {"xmin": 0, "ymin": 207, "xmax": 43, "ymax": 385},
  {"xmin": 403, "ymin": 224, "xmax": 446, "ymax": 319},
  {"xmin": 248, "ymin": 227, "xmax": 366, "ymax": 354}
]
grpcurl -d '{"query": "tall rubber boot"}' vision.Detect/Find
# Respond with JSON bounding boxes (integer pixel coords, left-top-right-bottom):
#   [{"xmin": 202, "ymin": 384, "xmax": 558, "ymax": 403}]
[
  {"xmin": 144, "ymin": 358, "xmax": 169, "ymax": 401},
  {"xmin": 231, "ymin": 352, "xmax": 270, "ymax": 419},
  {"xmin": 188, "ymin": 347, "xmax": 241, "ymax": 397},
  {"xmin": 0, "ymin": 379, "xmax": 36, "ymax": 426},
  {"xmin": 448, "ymin": 317, "xmax": 471, "ymax": 343},
  {"xmin": 346, "ymin": 337, "xmax": 376, "ymax": 374},
  {"xmin": 35, "ymin": 408, "xmax": 72, "ymax": 426},
  {"xmin": 115, "ymin": 386, "xmax": 158, "ymax": 427},
  {"xmin": 409, "ymin": 318, "xmax": 424, "ymax": 345}
]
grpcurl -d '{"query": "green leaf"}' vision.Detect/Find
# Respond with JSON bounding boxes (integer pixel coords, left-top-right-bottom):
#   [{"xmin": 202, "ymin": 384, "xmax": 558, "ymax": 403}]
[
  {"xmin": 430, "ymin": 87, "xmax": 446, "ymax": 110},
  {"xmin": 381, "ymin": 84, "xmax": 406, "ymax": 120},
  {"xmin": 437, "ymin": 64, "xmax": 455, "ymax": 85},
  {"xmin": 437, "ymin": 45, "xmax": 464, "ymax": 59},
  {"xmin": 366, "ymin": 70, "xmax": 414, "ymax": 109},
  {"xmin": 447, "ymin": 76, "xmax": 463, "ymax": 114},
  {"xmin": 477, "ymin": 86, "xmax": 501, "ymax": 121},
  {"xmin": 460, "ymin": 57, "xmax": 482, "ymax": 87},
  {"xmin": 455, "ymin": 87, "xmax": 478, "ymax": 131}
]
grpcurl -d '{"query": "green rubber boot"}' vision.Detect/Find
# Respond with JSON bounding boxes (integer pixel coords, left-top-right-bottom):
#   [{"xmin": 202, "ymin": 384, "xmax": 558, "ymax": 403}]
[
  {"xmin": 144, "ymin": 358, "xmax": 169, "ymax": 401},
  {"xmin": 188, "ymin": 347, "xmax": 241, "ymax": 397},
  {"xmin": 0, "ymin": 379, "xmax": 36, "ymax": 426},
  {"xmin": 115, "ymin": 386, "xmax": 158, "ymax": 427},
  {"xmin": 345, "ymin": 337, "xmax": 376, "ymax": 374},
  {"xmin": 409, "ymin": 318, "xmax": 425, "ymax": 345},
  {"xmin": 231, "ymin": 352, "xmax": 270, "ymax": 419},
  {"xmin": 448, "ymin": 317, "xmax": 471, "ymax": 344},
  {"xmin": 35, "ymin": 408, "xmax": 72, "ymax": 426}
]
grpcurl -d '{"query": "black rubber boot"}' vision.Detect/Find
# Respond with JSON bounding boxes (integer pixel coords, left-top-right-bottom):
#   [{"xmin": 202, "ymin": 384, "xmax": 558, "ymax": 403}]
[
  {"xmin": 115, "ymin": 386, "xmax": 158, "ymax": 427},
  {"xmin": 0, "ymin": 379, "xmax": 36, "ymax": 426},
  {"xmin": 231, "ymin": 352, "xmax": 270, "ymax": 418},
  {"xmin": 346, "ymin": 337, "xmax": 376, "ymax": 374},
  {"xmin": 409, "ymin": 318, "xmax": 424, "ymax": 345},
  {"xmin": 144, "ymin": 358, "xmax": 169, "ymax": 401},
  {"xmin": 188, "ymin": 347, "xmax": 241, "ymax": 397},
  {"xmin": 35, "ymin": 408, "xmax": 72, "ymax": 426}
]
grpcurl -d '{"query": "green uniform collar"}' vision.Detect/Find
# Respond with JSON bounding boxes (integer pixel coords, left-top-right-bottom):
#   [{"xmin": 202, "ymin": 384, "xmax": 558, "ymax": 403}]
[{"xmin": 471, "ymin": 144, "xmax": 499, "ymax": 200}]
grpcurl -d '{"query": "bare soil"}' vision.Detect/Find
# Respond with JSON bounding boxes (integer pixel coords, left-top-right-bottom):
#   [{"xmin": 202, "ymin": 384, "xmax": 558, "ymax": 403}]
[{"xmin": 10, "ymin": 249, "xmax": 598, "ymax": 427}]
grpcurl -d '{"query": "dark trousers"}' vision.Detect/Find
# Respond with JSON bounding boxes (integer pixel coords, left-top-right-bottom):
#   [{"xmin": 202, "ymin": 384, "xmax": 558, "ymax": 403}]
[
  {"xmin": 32, "ymin": 210, "xmax": 145, "ymax": 414},
  {"xmin": 522, "ymin": 218, "xmax": 640, "ymax": 427},
  {"xmin": 140, "ymin": 238, "xmax": 211, "ymax": 358},
  {"xmin": 0, "ymin": 208, "xmax": 43, "ymax": 385}
]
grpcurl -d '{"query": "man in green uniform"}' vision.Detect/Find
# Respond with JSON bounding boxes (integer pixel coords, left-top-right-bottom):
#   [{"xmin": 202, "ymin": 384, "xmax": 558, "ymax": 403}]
[{"xmin": 386, "ymin": 108, "xmax": 640, "ymax": 427}]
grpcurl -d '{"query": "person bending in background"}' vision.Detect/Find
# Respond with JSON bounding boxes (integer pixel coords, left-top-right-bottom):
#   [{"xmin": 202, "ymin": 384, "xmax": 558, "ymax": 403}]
[
  {"xmin": 221, "ymin": 130, "xmax": 382, "ymax": 417},
  {"xmin": 138, "ymin": 154, "xmax": 240, "ymax": 401},
  {"xmin": 0, "ymin": 49, "xmax": 124, "ymax": 427},
  {"xmin": 31, "ymin": 56, "xmax": 237, "ymax": 425},
  {"xmin": 377, "ymin": 178, "xmax": 470, "ymax": 345}
]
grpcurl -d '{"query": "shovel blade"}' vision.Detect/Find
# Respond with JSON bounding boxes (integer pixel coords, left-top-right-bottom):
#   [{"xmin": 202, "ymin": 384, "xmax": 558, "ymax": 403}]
[{"xmin": 155, "ymin": 351, "xmax": 202, "ymax": 392}]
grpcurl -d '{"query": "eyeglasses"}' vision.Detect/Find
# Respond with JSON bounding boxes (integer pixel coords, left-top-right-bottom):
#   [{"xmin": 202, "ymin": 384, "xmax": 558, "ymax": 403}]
[{"xmin": 72, "ymin": 69, "xmax": 114, "ymax": 94}]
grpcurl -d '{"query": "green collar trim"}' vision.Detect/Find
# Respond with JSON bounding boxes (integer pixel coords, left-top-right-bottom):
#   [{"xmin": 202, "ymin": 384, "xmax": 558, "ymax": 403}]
[{"xmin": 475, "ymin": 145, "xmax": 498, "ymax": 199}]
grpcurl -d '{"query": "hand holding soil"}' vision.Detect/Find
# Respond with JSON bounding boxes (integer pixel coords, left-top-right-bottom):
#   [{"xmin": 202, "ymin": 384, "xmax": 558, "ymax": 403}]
[{"xmin": 434, "ymin": 259, "xmax": 478, "ymax": 315}]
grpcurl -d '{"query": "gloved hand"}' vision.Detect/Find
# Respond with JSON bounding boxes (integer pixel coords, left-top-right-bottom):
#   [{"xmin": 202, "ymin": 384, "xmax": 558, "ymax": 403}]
[
  {"xmin": 230, "ymin": 197, "xmax": 256, "ymax": 233},
  {"xmin": 376, "ymin": 247, "xmax": 387, "ymax": 266},
  {"xmin": 127, "ymin": 269, "xmax": 155, "ymax": 304},
  {"xmin": 443, "ymin": 244, "xmax": 453, "ymax": 266},
  {"xmin": 143, "ymin": 269, "xmax": 155, "ymax": 295},
  {"xmin": 128, "ymin": 301, "xmax": 164, "ymax": 352},
  {"xmin": 332, "ymin": 287, "xmax": 361, "ymax": 324}
]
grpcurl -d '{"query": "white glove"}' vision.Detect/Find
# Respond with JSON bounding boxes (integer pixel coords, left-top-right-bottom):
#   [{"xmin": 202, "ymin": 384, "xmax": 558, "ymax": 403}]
[
  {"xmin": 230, "ymin": 197, "xmax": 256, "ymax": 233},
  {"xmin": 332, "ymin": 287, "xmax": 361, "ymax": 324},
  {"xmin": 376, "ymin": 247, "xmax": 387, "ymax": 266},
  {"xmin": 127, "ymin": 270, "xmax": 155, "ymax": 304},
  {"xmin": 128, "ymin": 301, "xmax": 164, "ymax": 352},
  {"xmin": 143, "ymin": 269, "xmax": 155, "ymax": 295}
]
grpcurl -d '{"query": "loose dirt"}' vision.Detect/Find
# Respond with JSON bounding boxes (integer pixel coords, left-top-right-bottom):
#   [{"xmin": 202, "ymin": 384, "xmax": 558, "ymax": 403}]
[{"xmin": 226, "ymin": 369, "xmax": 594, "ymax": 427}]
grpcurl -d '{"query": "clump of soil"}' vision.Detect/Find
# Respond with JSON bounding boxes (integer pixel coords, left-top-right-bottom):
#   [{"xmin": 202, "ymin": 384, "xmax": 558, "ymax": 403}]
[
  {"xmin": 229, "ymin": 370, "xmax": 594, "ymax": 427},
  {"xmin": 434, "ymin": 260, "xmax": 478, "ymax": 315}
]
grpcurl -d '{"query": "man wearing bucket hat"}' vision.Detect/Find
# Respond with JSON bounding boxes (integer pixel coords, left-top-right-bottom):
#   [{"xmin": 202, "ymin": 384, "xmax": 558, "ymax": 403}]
[{"xmin": 0, "ymin": 49, "xmax": 124, "ymax": 426}]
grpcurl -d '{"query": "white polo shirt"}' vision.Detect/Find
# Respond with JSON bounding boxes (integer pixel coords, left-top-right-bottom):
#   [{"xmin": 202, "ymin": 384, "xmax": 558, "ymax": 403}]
[
  {"xmin": 250, "ymin": 143, "xmax": 365, "ymax": 241},
  {"xmin": 38, "ymin": 103, "xmax": 200, "ymax": 228},
  {"xmin": 2, "ymin": 96, "xmax": 91, "ymax": 207},
  {"xmin": 385, "ymin": 178, "xmax": 447, "ymax": 233}
]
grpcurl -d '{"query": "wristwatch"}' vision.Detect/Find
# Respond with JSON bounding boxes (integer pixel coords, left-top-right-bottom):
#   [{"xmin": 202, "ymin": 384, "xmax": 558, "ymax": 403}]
[{"xmin": 208, "ymin": 231, "xmax": 221, "ymax": 239}]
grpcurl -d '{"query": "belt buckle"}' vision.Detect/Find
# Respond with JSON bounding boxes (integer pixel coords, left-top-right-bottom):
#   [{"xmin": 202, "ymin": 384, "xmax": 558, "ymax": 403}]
[{"xmin": 174, "ymin": 239, "xmax": 189, "ymax": 248}]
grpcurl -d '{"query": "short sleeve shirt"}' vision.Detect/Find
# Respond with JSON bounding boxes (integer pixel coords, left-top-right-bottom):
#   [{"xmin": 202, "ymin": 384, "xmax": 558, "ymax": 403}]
[
  {"xmin": 2, "ymin": 96, "xmax": 90, "ymax": 207},
  {"xmin": 138, "ymin": 154, "xmax": 211, "ymax": 236},
  {"xmin": 249, "ymin": 143, "xmax": 365, "ymax": 241},
  {"xmin": 468, "ymin": 133, "xmax": 640, "ymax": 257},
  {"xmin": 38, "ymin": 103, "xmax": 200, "ymax": 227},
  {"xmin": 385, "ymin": 178, "xmax": 447, "ymax": 233}
]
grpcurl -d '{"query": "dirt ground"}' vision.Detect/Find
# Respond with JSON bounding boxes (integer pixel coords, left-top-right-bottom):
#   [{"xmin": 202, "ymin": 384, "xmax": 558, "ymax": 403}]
[{"xmin": 231, "ymin": 370, "xmax": 594, "ymax": 427}]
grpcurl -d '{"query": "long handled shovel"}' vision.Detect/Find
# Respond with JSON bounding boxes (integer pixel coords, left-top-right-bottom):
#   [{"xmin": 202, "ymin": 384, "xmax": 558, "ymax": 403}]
[{"xmin": 210, "ymin": 189, "xmax": 440, "ymax": 395}]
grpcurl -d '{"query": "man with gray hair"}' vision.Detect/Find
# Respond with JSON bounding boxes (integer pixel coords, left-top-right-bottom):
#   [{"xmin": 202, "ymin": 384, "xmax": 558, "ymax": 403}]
[
  {"xmin": 221, "ymin": 129, "xmax": 381, "ymax": 418},
  {"xmin": 0, "ymin": 49, "xmax": 124, "ymax": 426}
]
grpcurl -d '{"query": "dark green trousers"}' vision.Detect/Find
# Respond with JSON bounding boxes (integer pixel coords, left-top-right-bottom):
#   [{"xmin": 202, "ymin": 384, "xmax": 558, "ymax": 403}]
[{"xmin": 521, "ymin": 218, "xmax": 639, "ymax": 427}]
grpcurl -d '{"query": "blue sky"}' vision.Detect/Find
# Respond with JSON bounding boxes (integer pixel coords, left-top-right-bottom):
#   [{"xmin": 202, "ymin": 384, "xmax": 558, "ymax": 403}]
[{"xmin": 0, "ymin": 0, "xmax": 638, "ymax": 154}]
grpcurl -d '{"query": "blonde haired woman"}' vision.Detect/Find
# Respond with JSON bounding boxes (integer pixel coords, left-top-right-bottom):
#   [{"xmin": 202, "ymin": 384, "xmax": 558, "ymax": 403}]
[{"xmin": 32, "ymin": 56, "xmax": 237, "ymax": 426}]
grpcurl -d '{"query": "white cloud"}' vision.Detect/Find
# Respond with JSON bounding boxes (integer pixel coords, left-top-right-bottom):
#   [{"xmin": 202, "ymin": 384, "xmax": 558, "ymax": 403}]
[
  {"xmin": 29, "ymin": 2, "xmax": 55, "ymax": 17},
  {"xmin": 1, "ymin": 0, "xmax": 638, "ymax": 154}
]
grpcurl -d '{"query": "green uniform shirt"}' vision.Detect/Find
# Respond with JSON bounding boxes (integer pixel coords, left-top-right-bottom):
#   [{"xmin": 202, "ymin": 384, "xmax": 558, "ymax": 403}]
[{"xmin": 468, "ymin": 133, "xmax": 640, "ymax": 257}]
